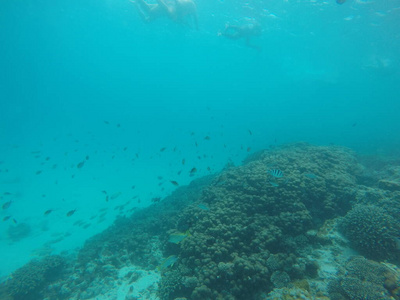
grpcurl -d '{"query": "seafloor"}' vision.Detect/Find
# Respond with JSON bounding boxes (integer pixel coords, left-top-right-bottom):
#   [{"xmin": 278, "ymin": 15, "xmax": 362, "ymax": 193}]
[{"xmin": 1, "ymin": 143, "xmax": 400, "ymax": 300}]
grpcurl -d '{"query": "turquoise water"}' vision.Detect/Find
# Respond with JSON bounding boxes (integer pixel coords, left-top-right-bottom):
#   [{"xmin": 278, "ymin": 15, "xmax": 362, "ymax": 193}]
[{"xmin": 0, "ymin": 0, "xmax": 400, "ymax": 298}]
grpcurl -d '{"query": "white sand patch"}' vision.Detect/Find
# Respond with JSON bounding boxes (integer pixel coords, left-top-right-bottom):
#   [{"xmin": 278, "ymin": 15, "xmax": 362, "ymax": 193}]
[
  {"xmin": 87, "ymin": 266, "xmax": 161, "ymax": 300},
  {"xmin": 305, "ymin": 224, "xmax": 359, "ymax": 295}
]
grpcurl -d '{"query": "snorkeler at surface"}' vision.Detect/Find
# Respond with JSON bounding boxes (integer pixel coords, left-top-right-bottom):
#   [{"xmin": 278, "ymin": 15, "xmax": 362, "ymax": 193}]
[
  {"xmin": 131, "ymin": 0, "xmax": 198, "ymax": 29},
  {"xmin": 218, "ymin": 21, "xmax": 262, "ymax": 50}
]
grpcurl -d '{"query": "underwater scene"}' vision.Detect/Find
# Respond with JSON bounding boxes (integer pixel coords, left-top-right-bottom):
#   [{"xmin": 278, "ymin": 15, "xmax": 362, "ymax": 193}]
[{"xmin": 1, "ymin": 0, "xmax": 400, "ymax": 299}]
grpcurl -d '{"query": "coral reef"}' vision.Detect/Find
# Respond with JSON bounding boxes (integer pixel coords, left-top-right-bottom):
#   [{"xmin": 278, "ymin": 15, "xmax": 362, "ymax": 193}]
[
  {"xmin": 5, "ymin": 143, "xmax": 400, "ymax": 299},
  {"xmin": 328, "ymin": 256, "xmax": 400, "ymax": 300},
  {"xmin": 158, "ymin": 143, "xmax": 361, "ymax": 299},
  {"xmin": 339, "ymin": 204, "xmax": 400, "ymax": 262},
  {"xmin": 38, "ymin": 175, "xmax": 215, "ymax": 299},
  {"xmin": 2, "ymin": 255, "xmax": 65, "ymax": 300}
]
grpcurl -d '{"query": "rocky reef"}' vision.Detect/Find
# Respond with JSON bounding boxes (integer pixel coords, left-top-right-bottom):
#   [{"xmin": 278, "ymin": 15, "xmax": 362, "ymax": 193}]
[{"xmin": 2, "ymin": 143, "xmax": 400, "ymax": 300}]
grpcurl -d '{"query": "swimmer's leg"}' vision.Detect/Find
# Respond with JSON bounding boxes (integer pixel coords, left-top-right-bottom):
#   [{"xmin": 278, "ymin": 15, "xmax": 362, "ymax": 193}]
[
  {"xmin": 131, "ymin": 0, "xmax": 156, "ymax": 22},
  {"xmin": 156, "ymin": 0, "xmax": 172, "ymax": 15}
]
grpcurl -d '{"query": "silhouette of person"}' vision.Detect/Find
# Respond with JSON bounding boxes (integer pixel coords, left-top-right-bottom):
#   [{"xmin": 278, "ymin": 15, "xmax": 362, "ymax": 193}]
[
  {"xmin": 132, "ymin": 0, "xmax": 198, "ymax": 29},
  {"xmin": 218, "ymin": 21, "xmax": 262, "ymax": 50}
]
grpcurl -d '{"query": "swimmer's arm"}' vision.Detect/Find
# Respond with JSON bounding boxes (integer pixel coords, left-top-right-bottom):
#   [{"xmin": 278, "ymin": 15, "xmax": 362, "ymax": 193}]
[{"xmin": 156, "ymin": 0, "xmax": 171, "ymax": 13}]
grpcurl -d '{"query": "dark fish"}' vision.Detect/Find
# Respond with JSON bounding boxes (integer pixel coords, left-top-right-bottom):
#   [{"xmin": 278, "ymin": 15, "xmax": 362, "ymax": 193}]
[
  {"xmin": 135, "ymin": 153, "xmax": 139, "ymax": 158},
  {"xmin": 105, "ymin": 196, "xmax": 109, "ymax": 202},
  {"xmin": 3, "ymin": 192, "xmax": 12, "ymax": 195},
  {"xmin": 248, "ymin": 129, "xmax": 252, "ymax": 135},
  {"xmin": 2, "ymin": 201, "xmax": 12, "ymax": 209},
  {"xmin": 182, "ymin": 159, "xmax": 185, "ymax": 165},
  {"xmin": 36, "ymin": 170, "xmax": 42, "ymax": 175},
  {"xmin": 151, "ymin": 197, "xmax": 161, "ymax": 203},
  {"xmin": 170, "ymin": 181, "xmax": 179, "ymax": 186},
  {"xmin": 77, "ymin": 161, "xmax": 85, "ymax": 168},
  {"xmin": 204, "ymin": 136, "xmax": 211, "ymax": 140},
  {"xmin": 66, "ymin": 209, "xmax": 77, "ymax": 217},
  {"xmin": 190, "ymin": 168, "xmax": 197, "ymax": 176},
  {"xmin": 12, "ymin": 218, "xmax": 17, "ymax": 224},
  {"xmin": 117, "ymin": 123, "xmax": 121, "ymax": 128},
  {"xmin": 157, "ymin": 176, "xmax": 163, "ymax": 180},
  {"xmin": 86, "ymin": 155, "xmax": 90, "ymax": 160},
  {"xmin": 160, "ymin": 147, "xmax": 167, "ymax": 152},
  {"xmin": 131, "ymin": 185, "xmax": 136, "ymax": 189},
  {"xmin": 3, "ymin": 216, "xmax": 11, "ymax": 221},
  {"xmin": 207, "ymin": 166, "xmax": 211, "ymax": 171},
  {"xmin": 336, "ymin": 0, "xmax": 346, "ymax": 4},
  {"xmin": 177, "ymin": 170, "xmax": 182, "ymax": 175},
  {"xmin": 101, "ymin": 190, "xmax": 107, "ymax": 194},
  {"xmin": 268, "ymin": 169, "xmax": 284, "ymax": 178},
  {"xmin": 104, "ymin": 121, "xmax": 110, "ymax": 125},
  {"xmin": 352, "ymin": 122, "xmax": 357, "ymax": 127},
  {"xmin": 195, "ymin": 142, "xmax": 198, "ymax": 147},
  {"xmin": 45, "ymin": 157, "xmax": 50, "ymax": 161},
  {"xmin": 44, "ymin": 209, "xmax": 53, "ymax": 216},
  {"xmin": 247, "ymin": 147, "xmax": 251, "ymax": 152},
  {"xmin": 73, "ymin": 219, "xmax": 85, "ymax": 226},
  {"xmin": 110, "ymin": 192, "xmax": 122, "ymax": 200},
  {"xmin": 123, "ymin": 147, "xmax": 128, "ymax": 151}
]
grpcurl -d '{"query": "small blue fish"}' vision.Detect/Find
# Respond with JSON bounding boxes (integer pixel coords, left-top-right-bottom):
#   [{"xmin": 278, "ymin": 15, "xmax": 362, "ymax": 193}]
[
  {"xmin": 304, "ymin": 173, "xmax": 318, "ymax": 179},
  {"xmin": 168, "ymin": 231, "xmax": 191, "ymax": 244},
  {"xmin": 269, "ymin": 181, "xmax": 279, "ymax": 187},
  {"xmin": 157, "ymin": 255, "xmax": 178, "ymax": 271},
  {"xmin": 268, "ymin": 169, "xmax": 284, "ymax": 178},
  {"xmin": 197, "ymin": 204, "xmax": 209, "ymax": 210}
]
